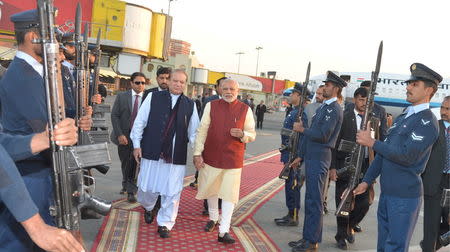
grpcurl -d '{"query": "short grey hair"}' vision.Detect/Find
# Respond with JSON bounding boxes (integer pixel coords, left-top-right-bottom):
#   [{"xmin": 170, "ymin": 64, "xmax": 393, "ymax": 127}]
[
  {"xmin": 444, "ymin": 95, "xmax": 450, "ymax": 102},
  {"xmin": 171, "ymin": 69, "xmax": 188, "ymax": 81},
  {"xmin": 222, "ymin": 78, "xmax": 240, "ymax": 89}
]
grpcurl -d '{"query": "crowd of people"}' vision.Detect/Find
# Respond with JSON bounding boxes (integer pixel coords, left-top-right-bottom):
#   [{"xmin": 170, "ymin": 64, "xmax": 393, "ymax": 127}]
[{"xmin": 0, "ymin": 6, "xmax": 448, "ymax": 252}]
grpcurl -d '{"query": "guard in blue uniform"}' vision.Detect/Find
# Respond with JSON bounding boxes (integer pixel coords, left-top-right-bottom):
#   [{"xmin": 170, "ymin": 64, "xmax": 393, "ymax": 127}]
[
  {"xmin": 0, "ymin": 9, "xmax": 55, "ymax": 251},
  {"xmin": 289, "ymin": 71, "xmax": 346, "ymax": 251},
  {"xmin": 354, "ymin": 63, "xmax": 441, "ymax": 252},
  {"xmin": 274, "ymin": 83, "xmax": 304, "ymax": 226}
]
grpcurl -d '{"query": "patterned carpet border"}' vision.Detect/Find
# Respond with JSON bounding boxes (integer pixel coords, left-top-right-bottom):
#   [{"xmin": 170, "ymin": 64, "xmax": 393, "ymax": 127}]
[
  {"xmin": 91, "ymin": 209, "xmax": 140, "ymax": 252},
  {"xmin": 232, "ymin": 177, "xmax": 284, "ymax": 226},
  {"xmin": 233, "ymin": 218, "xmax": 280, "ymax": 252},
  {"xmin": 91, "ymin": 150, "xmax": 283, "ymax": 252}
]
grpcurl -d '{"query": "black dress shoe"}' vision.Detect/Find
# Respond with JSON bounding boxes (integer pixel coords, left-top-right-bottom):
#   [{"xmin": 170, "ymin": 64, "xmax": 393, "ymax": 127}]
[
  {"xmin": 127, "ymin": 193, "xmax": 137, "ymax": 203},
  {"xmin": 144, "ymin": 208, "xmax": 154, "ymax": 224},
  {"xmin": 291, "ymin": 240, "xmax": 318, "ymax": 252},
  {"xmin": 157, "ymin": 226, "xmax": 170, "ymax": 238},
  {"xmin": 336, "ymin": 239, "xmax": 348, "ymax": 250},
  {"xmin": 346, "ymin": 233, "xmax": 355, "ymax": 244},
  {"xmin": 274, "ymin": 213, "xmax": 290, "ymax": 223},
  {"xmin": 218, "ymin": 233, "xmax": 235, "ymax": 244},
  {"xmin": 204, "ymin": 220, "xmax": 218, "ymax": 232},
  {"xmin": 353, "ymin": 224, "xmax": 362, "ymax": 233},
  {"xmin": 288, "ymin": 239, "xmax": 305, "ymax": 248},
  {"xmin": 276, "ymin": 217, "xmax": 299, "ymax": 226}
]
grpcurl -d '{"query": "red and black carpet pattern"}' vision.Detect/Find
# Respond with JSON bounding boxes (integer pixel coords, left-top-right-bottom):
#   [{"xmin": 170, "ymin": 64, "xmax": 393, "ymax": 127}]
[{"xmin": 91, "ymin": 150, "xmax": 283, "ymax": 252}]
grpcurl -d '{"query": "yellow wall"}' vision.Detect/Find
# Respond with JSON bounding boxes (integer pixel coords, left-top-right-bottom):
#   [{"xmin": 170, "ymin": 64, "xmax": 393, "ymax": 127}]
[
  {"xmin": 148, "ymin": 13, "xmax": 166, "ymax": 59},
  {"xmin": 285, "ymin": 80, "xmax": 295, "ymax": 89},
  {"xmin": 207, "ymin": 71, "xmax": 225, "ymax": 85},
  {"xmin": 91, "ymin": 0, "xmax": 126, "ymax": 42}
]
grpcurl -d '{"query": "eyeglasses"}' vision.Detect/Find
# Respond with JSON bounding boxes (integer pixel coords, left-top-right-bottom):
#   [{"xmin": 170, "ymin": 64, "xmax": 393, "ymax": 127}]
[{"xmin": 133, "ymin": 81, "xmax": 145, "ymax": 85}]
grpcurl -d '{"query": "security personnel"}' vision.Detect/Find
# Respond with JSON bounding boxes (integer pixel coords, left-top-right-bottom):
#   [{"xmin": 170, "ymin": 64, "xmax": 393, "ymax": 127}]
[
  {"xmin": 289, "ymin": 71, "xmax": 346, "ymax": 251},
  {"xmin": 330, "ymin": 87, "xmax": 375, "ymax": 250},
  {"xmin": 0, "ymin": 9, "xmax": 86, "ymax": 250},
  {"xmin": 274, "ymin": 83, "xmax": 304, "ymax": 226},
  {"xmin": 354, "ymin": 63, "xmax": 441, "ymax": 252},
  {"xmin": 0, "ymin": 127, "xmax": 82, "ymax": 252},
  {"xmin": 421, "ymin": 95, "xmax": 449, "ymax": 252},
  {"xmin": 345, "ymin": 80, "xmax": 388, "ymax": 141}
]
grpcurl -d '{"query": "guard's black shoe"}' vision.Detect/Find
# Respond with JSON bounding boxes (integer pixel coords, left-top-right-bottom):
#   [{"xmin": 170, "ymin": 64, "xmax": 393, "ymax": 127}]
[
  {"xmin": 275, "ymin": 218, "xmax": 299, "ymax": 226},
  {"xmin": 157, "ymin": 226, "xmax": 170, "ymax": 238},
  {"xmin": 274, "ymin": 213, "xmax": 290, "ymax": 223},
  {"xmin": 346, "ymin": 233, "xmax": 355, "ymax": 244},
  {"xmin": 204, "ymin": 220, "xmax": 218, "ymax": 232},
  {"xmin": 291, "ymin": 240, "xmax": 318, "ymax": 252},
  {"xmin": 288, "ymin": 239, "xmax": 305, "ymax": 248},
  {"xmin": 336, "ymin": 238, "xmax": 348, "ymax": 250},
  {"xmin": 144, "ymin": 208, "xmax": 154, "ymax": 224},
  {"xmin": 127, "ymin": 193, "xmax": 137, "ymax": 203},
  {"xmin": 218, "ymin": 233, "xmax": 235, "ymax": 244},
  {"xmin": 353, "ymin": 224, "xmax": 362, "ymax": 233}
]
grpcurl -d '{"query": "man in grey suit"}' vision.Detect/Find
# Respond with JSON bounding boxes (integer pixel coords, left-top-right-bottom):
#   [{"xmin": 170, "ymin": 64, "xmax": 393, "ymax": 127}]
[
  {"xmin": 111, "ymin": 72, "xmax": 147, "ymax": 202},
  {"xmin": 421, "ymin": 95, "xmax": 450, "ymax": 252}
]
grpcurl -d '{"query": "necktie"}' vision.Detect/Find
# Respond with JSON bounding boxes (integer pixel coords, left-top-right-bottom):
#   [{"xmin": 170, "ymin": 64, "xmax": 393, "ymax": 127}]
[
  {"xmin": 358, "ymin": 114, "xmax": 369, "ymax": 158},
  {"xmin": 130, "ymin": 95, "xmax": 139, "ymax": 128},
  {"xmin": 444, "ymin": 127, "xmax": 450, "ymax": 173},
  {"xmin": 357, "ymin": 114, "xmax": 364, "ymax": 130}
]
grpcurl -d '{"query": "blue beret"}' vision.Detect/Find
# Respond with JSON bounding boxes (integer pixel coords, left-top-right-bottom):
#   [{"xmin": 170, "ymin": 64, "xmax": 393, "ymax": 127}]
[
  {"xmin": 323, "ymin": 71, "xmax": 347, "ymax": 88},
  {"xmin": 406, "ymin": 63, "xmax": 442, "ymax": 86},
  {"xmin": 10, "ymin": 9, "xmax": 39, "ymax": 30}
]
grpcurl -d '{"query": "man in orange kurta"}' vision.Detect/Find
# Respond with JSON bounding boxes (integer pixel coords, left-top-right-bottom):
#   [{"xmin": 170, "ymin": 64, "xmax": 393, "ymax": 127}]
[{"xmin": 194, "ymin": 79, "xmax": 256, "ymax": 244}]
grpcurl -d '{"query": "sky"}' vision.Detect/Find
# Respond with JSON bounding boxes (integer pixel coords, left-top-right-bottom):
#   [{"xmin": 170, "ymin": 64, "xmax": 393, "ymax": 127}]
[{"xmin": 144, "ymin": 0, "xmax": 450, "ymax": 81}]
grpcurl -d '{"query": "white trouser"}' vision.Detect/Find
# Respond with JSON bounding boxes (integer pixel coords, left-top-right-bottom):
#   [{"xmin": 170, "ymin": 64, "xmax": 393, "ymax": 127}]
[
  {"xmin": 137, "ymin": 188, "xmax": 181, "ymax": 230},
  {"xmin": 207, "ymin": 195, "xmax": 235, "ymax": 234}
]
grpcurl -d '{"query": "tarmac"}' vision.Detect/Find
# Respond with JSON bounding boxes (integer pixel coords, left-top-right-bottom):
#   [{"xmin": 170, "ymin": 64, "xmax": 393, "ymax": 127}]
[{"xmin": 81, "ymin": 95, "xmax": 434, "ymax": 252}]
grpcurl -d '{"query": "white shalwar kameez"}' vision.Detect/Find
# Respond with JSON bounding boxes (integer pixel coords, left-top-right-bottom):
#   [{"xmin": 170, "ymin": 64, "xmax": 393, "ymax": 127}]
[{"xmin": 130, "ymin": 92, "xmax": 199, "ymax": 230}]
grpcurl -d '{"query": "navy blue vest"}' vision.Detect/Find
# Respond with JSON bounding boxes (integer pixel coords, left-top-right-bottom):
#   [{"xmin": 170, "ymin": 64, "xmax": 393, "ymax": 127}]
[{"xmin": 141, "ymin": 91, "xmax": 194, "ymax": 165}]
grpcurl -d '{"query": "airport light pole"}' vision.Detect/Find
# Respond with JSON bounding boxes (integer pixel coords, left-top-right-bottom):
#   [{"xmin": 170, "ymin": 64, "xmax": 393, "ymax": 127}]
[
  {"xmin": 255, "ymin": 46, "xmax": 263, "ymax": 76},
  {"xmin": 168, "ymin": 0, "xmax": 177, "ymax": 16},
  {"xmin": 236, "ymin": 52, "xmax": 245, "ymax": 74}
]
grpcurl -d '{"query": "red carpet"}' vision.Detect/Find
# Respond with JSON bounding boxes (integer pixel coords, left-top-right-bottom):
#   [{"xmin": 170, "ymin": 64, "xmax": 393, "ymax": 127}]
[{"xmin": 91, "ymin": 150, "xmax": 283, "ymax": 252}]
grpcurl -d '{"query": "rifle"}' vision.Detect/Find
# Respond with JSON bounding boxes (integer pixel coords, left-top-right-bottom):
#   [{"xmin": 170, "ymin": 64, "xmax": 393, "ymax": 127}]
[
  {"xmin": 73, "ymin": 4, "xmax": 111, "ymax": 173},
  {"xmin": 73, "ymin": 3, "xmax": 109, "ymax": 144},
  {"xmin": 36, "ymin": 0, "xmax": 111, "ymax": 243},
  {"xmin": 279, "ymin": 62, "xmax": 310, "ymax": 180},
  {"xmin": 335, "ymin": 41, "xmax": 383, "ymax": 217},
  {"xmin": 89, "ymin": 28, "xmax": 111, "ymax": 129}
]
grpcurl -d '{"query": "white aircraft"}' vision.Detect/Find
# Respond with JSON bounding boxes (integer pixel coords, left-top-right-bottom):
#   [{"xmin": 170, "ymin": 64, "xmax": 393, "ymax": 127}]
[{"xmin": 309, "ymin": 72, "xmax": 449, "ymax": 118}]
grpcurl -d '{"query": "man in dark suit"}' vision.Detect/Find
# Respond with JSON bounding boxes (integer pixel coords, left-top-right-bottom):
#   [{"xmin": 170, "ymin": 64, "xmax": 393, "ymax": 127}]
[
  {"xmin": 345, "ymin": 81, "xmax": 388, "ymax": 141},
  {"xmin": 330, "ymin": 88, "xmax": 375, "ymax": 250},
  {"xmin": 255, "ymin": 100, "xmax": 267, "ymax": 129},
  {"xmin": 421, "ymin": 95, "xmax": 450, "ymax": 252},
  {"xmin": 111, "ymin": 72, "xmax": 146, "ymax": 203},
  {"xmin": 142, "ymin": 67, "xmax": 171, "ymax": 101}
]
